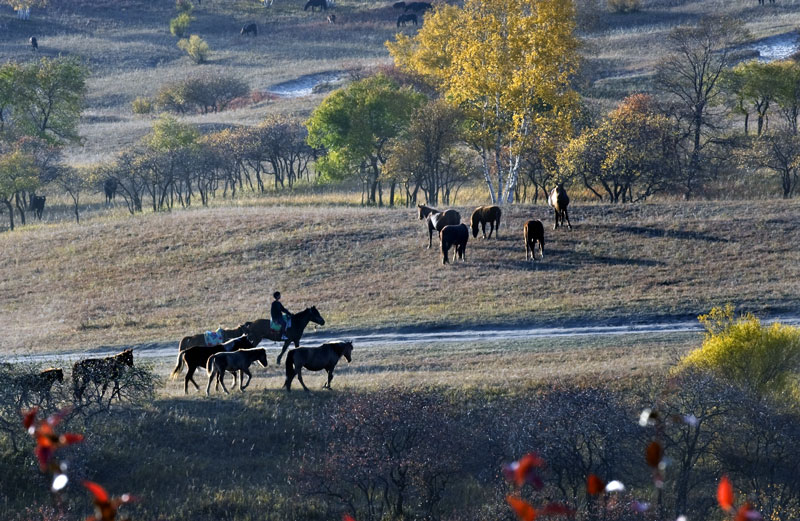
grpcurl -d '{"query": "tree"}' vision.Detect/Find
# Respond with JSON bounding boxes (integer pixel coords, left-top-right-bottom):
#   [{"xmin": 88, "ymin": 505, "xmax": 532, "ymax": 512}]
[
  {"xmin": 0, "ymin": 147, "xmax": 38, "ymax": 231},
  {"xmin": 388, "ymin": 0, "xmax": 581, "ymax": 204},
  {"xmin": 721, "ymin": 61, "xmax": 780, "ymax": 136},
  {"xmin": 54, "ymin": 165, "xmax": 93, "ymax": 223},
  {"xmin": 748, "ymin": 131, "xmax": 800, "ymax": 198},
  {"xmin": 771, "ymin": 60, "xmax": 800, "ymax": 135},
  {"xmin": 656, "ymin": 17, "xmax": 748, "ymax": 199},
  {"xmin": 306, "ymin": 74, "xmax": 424, "ymax": 206}
]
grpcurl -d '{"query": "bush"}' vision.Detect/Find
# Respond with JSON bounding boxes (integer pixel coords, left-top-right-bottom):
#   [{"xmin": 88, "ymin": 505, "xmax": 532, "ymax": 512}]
[
  {"xmin": 175, "ymin": 0, "xmax": 194, "ymax": 13},
  {"xmin": 608, "ymin": 0, "xmax": 640, "ymax": 13},
  {"xmin": 131, "ymin": 96, "xmax": 153, "ymax": 115},
  {"xmin": 155, "ymin": 75, "xmax": 249, "ymax": 114},
  {"xmin": 169, "ymin": 12, "xmax": 193, "ymax": 37},
  {"xmin": 178, "ymin": 35, "xmax": 210, "ymax": 64},
  {"xmin": 677, "ymin": 305, "xmax": 800, "ymax": 397}
]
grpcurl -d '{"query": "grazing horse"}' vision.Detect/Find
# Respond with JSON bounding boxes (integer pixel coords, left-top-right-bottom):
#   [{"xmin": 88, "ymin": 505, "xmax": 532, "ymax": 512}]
[
  {"xmin": 103, "ymin": 179, "xmax": 117, "ymax": 204},
  {"xmin": 397, "ymin": 13, "xmax": 417, "ymax": 26},
  {"xmin": 29, "ymin": 36, "xmax": 38, "ymax": 51},
  {"xmin": 440, "ymin": 224, "xmax": 469, "ymax": 264},
  {"xmin": 470, "ymin": 205, "xmax": 501, "ymax": 239},
  {"xmin": 206, "ymin": 348, "xmax": 268, "ymax": 395},
  {"xmin": 247, "ymin": 306, "xmax": 326, "ymax": 364},
  {"xmin": 284, "ymin": 341, "xmax": 352, "ymax": 392},
  {"xmin": 524, "ymin": 220, "xmax": 545, "ymax": 261},
  {"xmin": 405, "ymin": 1, "xmax": 432, "ymax": 12},
  {"xmin": 171, "ymin": 334, "xmax": 260, "ymax": 393},
  {"xmin": 177, "ymin": 322, "xmax": 252, "ymax": 351},
  {"xmin": 73, "ymin": 349, "xmax": 133, "ymax": 401},
  {"xmin": 418, "ymin": 205, "xmax": 461, "ymax": 248},
  {"xmin": 304, "ymin": 0, "xmax": 327, "ymax": 11},
  {"xmin": 548, "ymin": 184, "xmax": 572, "ymax": 230},
  {"xmin": 327, "ymin": 14, "xmax": 336, "ymax": 23},
  {"xmin": 29, "ymin": 195, "xmax": 45, "ymax": 220},
  {"xmin": 240, "ymin": 22, "xmax": 257, "ymax": 36}
]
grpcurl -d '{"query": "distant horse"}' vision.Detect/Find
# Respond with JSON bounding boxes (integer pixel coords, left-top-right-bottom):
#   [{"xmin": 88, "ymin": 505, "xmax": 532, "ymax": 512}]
[
  {"xmin": 241, "ymin": 23, "xmax": 257, "ymax": 36},
  {"xmin": 171, "ymin": 334, "xmax": 260, "ymax": 393},
  {"xmin": 548, "ymin": 184, "xmax": 572, "ymax": 230},
  {"xmin": 247, "ymin": 306, "xmax": 326, "ymax": 364},
  {"xmin": 524, "ymin": 220, "xmax": 545, "ymax": 261},
  {"xmin": 12, "ymin": 368, "xmax": 63, "ymax": 406},
  {"xmin": 177, "ymin": 322, "xmax": 252, "ymax": 351},
  {"xmin": 397, "ymin": 13, "xmax": 417, "ymax": 26},
  {"xmin": 405, "ymin": 1, "xmax": 432, "ymax": 12},
  {"xmin": 327, "ymin": 14, "xmax": 336, "ymax": 23},
  {"xmin": 103, "ymin": 179, "xmax": 117, "ymax": 204},
  {"xmin": 470, "ymin": 205, "xmax": 501, "ymax": 239},
  {"xmin": 29, "ymin": 195, "xmax": 45, "ymax": 220},
  {"xmin": 304, "ymin": 0, "xmax": 327, "ymax": 11},
  {"xmin": 418, "ymin": 204, "xmax": 461, "ymax": 248},
  {"xmin": 206, "ymin": 347, "xmax": 268, "ymax": 395},
  {"xmin": 440, "ymin": 223, "xmax": 469, "ymax": 264},
  {"xmin": 73, "ymin": 349, "xmax": 133, "ymax": 401},
  {"xmin": 29, "ymin": 36, "xmax": 38, "ymax": 51},
  {"xmin": 284, "ymin": 340, "xmax": 352, "ymax": 392}
]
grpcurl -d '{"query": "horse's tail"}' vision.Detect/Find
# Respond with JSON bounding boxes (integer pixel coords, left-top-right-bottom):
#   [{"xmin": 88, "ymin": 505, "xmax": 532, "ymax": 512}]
[
  {"xmin": 284, "ymin": 350, "xmax": 295, "ymax": 387},
  {"xmin": 170, "ymin": 351, "xmax": 185, "ymax": 380},
  {"xmin": 206, "ymin": 354, "xmax": 216, "ymax": 376}
]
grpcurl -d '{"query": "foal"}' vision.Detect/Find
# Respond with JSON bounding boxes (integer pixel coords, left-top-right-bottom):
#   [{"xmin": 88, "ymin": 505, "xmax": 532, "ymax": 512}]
[{"xmin": 206, "ymin": 347, "xmax": 268, "ymax": 395}]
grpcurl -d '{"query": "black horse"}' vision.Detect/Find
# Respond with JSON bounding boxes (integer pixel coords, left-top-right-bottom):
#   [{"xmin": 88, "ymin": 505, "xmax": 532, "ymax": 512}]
[
  {"xmin": 241, "ymin": 23, "xmax": 257, "ymax": 36},
  {"xmin": 171, "ymin": 333, "xmax": 261, "ymax": 393},
  {"xmin": 404, "ymin": 1, "xmax": 432, "ymax": 12},
  {"xmin": 29, "ymin": 36, "xmax": 38, "ymax": 51},
  {"xmin": 304, "ymin": 0, "xmax": 327, "ymax": 11},
  {"xmin": 248, "ymin": 306, "xmax": 326, "ymax": 364},
  {"xmin": 284, "ymin": 341, "xmax": 352, "ymax": 392},
  {"xmin": 29, "ymin": 195, "xmax": 45, "ymax": 220},
  {"xmin": 103, "ymin": 179, "xmax": 117, "ymax": 204},
  {"xmin": 440, "ymin": 223, "xmax": 468, "ymax": 264},
  {"xmin": 397, "ymin": 13, "xmax": 417, "ymax": 26}
]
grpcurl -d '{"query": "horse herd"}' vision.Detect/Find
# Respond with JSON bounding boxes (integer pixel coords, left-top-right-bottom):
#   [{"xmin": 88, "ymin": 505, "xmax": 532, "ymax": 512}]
[{"xmin": 420, "ymin": 185, "xmax": 572, "ymax": 265}]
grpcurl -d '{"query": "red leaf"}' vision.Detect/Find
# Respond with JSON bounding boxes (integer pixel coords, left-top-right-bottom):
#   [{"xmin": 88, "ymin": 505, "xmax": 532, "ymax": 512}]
[
  {"xmin": 540, "ymin": 502, "xmax": 576, "ymax": 517},
  {"xmin": 84, "ymin": 481, "xmax": 110, "ymax": 504},
  {"xmin": 23, "ymin": 408, "xmax": 38, "ymax": 430},
  {"xmin": 645, "ymin": 441, "xmax": 663, "ymax": 468},
  {"xmin": 515, "ymin": 453, "xmax": 546, "ymax": 487},
  {"xmin": 59, "ymin": 433, "xmax": 84, "ymax": 445},
  {"xmin": 35, "ymin": 445, "xmax": 53, "ymax": 470},
  {"xmin": 343, "ymin": 515, "xmax": 357, "ymax": 521},
  {"xmin": 717, "ymin": 476, "xmax": 734, "ymax": 512},
  {"xmin": 587, "ymin": 474, "xmax": 605, "ymax": 496},
  {"xmin": 507, "ymin": 495, "xmax": 537, "ymax": 521}
]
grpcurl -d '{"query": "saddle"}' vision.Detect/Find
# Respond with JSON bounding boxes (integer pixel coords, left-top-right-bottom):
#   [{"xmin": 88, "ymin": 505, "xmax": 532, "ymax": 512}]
[
  {"xmin": 204, "ymin": 328, "xmax": 224, "ymax": 346},
  {"xmin": 270, "ymin": 316, "xmax": 291, "ymax": 339}
]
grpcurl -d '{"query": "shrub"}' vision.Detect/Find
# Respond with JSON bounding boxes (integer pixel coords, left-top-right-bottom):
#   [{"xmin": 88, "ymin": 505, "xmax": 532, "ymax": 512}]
[
  {"xmin": 131, "ymin": 96, "xmax": 153, "ymax": 115},
  {"xmin": 178, "ymin": 35, "xmax": 210, "ymax": 64},
  {"xmin": 154, "ymin": 75, "xmax": 249, "ymax": 114},
  {"xmin": 169, "ymin": 12, "xmax": 193, "ymax": 37},
  {"xmin": 608, "ymin": 0, "xmax": 640, "ymax": 13},
  {"xmin": 175, "ymin": 0, "xmax": 193, "ymax": 13},
  {"xmin": 677, "ymin": 305, "xmax": 800, "ymax": 397}
]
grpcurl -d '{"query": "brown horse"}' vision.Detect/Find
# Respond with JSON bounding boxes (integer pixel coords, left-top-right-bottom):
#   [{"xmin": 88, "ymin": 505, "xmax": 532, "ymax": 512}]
[
  {"xmin": 417, "ymin": 205, "xmax": 461, "ymax": 248},
  {"xmin": 206, "ymin": 347, "xmax": 268, "ymax": 395},
  {"xmin": 73, "ymin": 349, "xmax": 133, "ymax": 401},
  {"xmin": 171, "ymin": 333, "xmax": 260, "ymax": 394},
  {"xmin": 548, "ymin": 185, "xmax": 572, "ymax": 230},
  {"xmin": 470, "ymin": 205, "xmax": 502, "ymax": 239},
  {"xmin": 284, "ymin": 341, "xmax": 352, "ymax": 392},
  {"xmin": 440, "ymin": 223, "xmax": 469, "ymax": 264},
  {"xmin": 524, "ymin": 220, "xmax": 545, "ymax": 261},
  {"xmin": 247, "ymin": 306, "xmax": 326, "ymax": 364},
  {"xmin": 177, "ymin": 322, "xmax": 252, "ymax": 351}
]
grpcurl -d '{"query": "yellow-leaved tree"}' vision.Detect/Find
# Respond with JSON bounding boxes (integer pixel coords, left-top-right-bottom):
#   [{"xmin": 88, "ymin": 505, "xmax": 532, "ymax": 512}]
[{"xmin": 387, "ymin": 0, "xmax": 580, "ymax": 204}]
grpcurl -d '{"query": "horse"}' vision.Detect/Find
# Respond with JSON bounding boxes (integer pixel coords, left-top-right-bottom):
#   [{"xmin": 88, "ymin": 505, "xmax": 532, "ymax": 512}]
[
  {"xmin": 206, "ymin": 348, "xmax": 268, "ymax": 395},
  {"xmin": 29, "ymin": 36, "xmax": 37, "ymax": 51},
  {"xmin": 397, "ymin": 13, "xmax": 417, "ymax": 26},
  {"xmin": 405, "ymin": 1, "xmax": 432, "ymax": 12},
  {"xmin": 304, "ymin": 0, "xmax": 327, "ymax": 11},
  {"xmin": 29, "ymin": 195, "xmax": 45, "ymax": 220},
  {"xmin": 440, "ymin": 224, "xmax": 468, "ymax": 264},
  {"xmin": 247, "ymin": 306, "xmax": 326, "ymax": 364},
  {"xmin": 418, "ymin": 205, "xmax": 461, "ymax": 248},
  {"xmin": 72, "ymin": 349, "xmax": 134, "ymax": 402},
  {"xmin": 103, "ymin": 178, "xmax": 117, "ymax": 204},
  {"xmin": 470, "ymin": 205, "xmax": 501, "ymax": 239},
  {"xmin": 177, "ymin": 322, "xmax": 252, "ymax": 351},
  {"xmin": 524, "ymin": 220, "xmax": 545, "ymax": 261},
  {"xmin": 10, "ymin": 368, "xmax": 63, "ymax": 406},
  {"xmin": 171, "ymin": 333, "xmax": 261, "ymax": 394},
  {"xmin": 240, "ymin": 22, "xmax": 257, "ymax": 36},
  {"xmin": 327, "ymin": 14, "xmax": 336, "ymax": 23},
  {"xmin": 284, "ymin": 341, "xmax": 352, "ymax": 392},
  {"xmin": 548, "ymin": 184, "xmax": 572, "ymax": 230}
]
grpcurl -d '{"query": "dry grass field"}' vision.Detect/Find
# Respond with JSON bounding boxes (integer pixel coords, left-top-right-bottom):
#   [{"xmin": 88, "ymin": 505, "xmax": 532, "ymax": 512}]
[{"xmin": 2, "ymin": 199, "xmax": 799, "ymax": 355}]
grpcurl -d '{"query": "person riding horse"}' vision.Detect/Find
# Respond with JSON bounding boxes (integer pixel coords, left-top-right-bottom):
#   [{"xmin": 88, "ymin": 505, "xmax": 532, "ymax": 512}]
[{"xmin": 271, "ymin": 292, "xmax": 293, "ymax": 340}]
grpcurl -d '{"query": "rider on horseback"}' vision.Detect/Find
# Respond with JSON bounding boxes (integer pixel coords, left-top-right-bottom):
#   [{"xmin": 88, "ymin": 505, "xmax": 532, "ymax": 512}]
[{"xmin": 271, "ymin": 292, "xmax": 293, "ymax": 340}]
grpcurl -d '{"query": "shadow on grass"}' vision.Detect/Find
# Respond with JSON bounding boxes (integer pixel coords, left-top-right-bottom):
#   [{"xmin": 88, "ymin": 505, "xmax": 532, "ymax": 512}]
[{"xmin": 614, "ymin": 225, "xmax": 730, "ymax": 243}]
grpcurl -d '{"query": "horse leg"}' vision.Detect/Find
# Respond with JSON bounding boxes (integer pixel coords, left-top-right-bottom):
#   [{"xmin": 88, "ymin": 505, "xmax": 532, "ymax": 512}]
[
  {"xmin": 218, "ymin": 371, "xmax": 230, "ymax": 394},
  {"xmin": 325, "ymin": 369, "xmax": 334, "ymax": 389},
  {"xmin": 296, "ymin": 367, "xmax": 310, "ymax": 392},
  {"xmin": 240, "ymin": 369, "xmax": 252, "ymax": 391},
  {"xmin": 186, "ymin": 365, "xmax": 200, "ymax": 394},
  {"xmin": 428, "ymin": 226, "xmax": 433, "ymax": 249},
  {"xmin": 481, "ymin": 221, "xmax": 487, "ymax": 239},
  {"xmin": 564, "ymin": 208, "xmax": 572, "ymax": 229},
  {"xmin": 205, "ymin": 368, "xmax": 215, "ymax": 395},
  {"xmin": 277, "ymin": 340, "xmax": 290, "ymax": 364},
  {"xmin": 553, "ymin": 209, "xmax": 559, "ymax": 230}
]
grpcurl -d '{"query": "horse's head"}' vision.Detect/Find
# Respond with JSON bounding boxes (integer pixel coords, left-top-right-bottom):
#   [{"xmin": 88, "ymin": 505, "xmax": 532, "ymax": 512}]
[
  {"xmin": 240, "ymin": 321, "xmax": 254, "ymax": 334},
  {"xmin": 309, "ymin": 306, "xmax": 325, "ymax": 326},
  {"xmin": 119, "ymin": 349, "xmax": 134, "ymax": 367},
  {"xmin": 470, "ymin": 210, "xmax": 480, "ymax": 238},
  {"xmin": 417, "ymin": 204, "xmax": 425, "ymax": 220},
  {"xmin": 342, "ymin": 341, "xmax": 353, "ymax": 363}
]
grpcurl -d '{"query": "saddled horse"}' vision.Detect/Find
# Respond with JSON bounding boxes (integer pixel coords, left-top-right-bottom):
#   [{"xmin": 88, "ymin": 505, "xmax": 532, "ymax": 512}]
[
  {"xmin": 284, "ymin": 341, "xmax": 352, "ymax": 392},
  {"xmin": 206, "ymin": 347, "xmax": 268, "ymax": 395},
  {"xmin": 247, "ymin": 306, "xmax": 326, "ymax": 364},
  {"xmin": 73, "ymin": 349, "xmax": 134, "ymax": 401},
  {"xmin": 524, "ymin": 220, "xmax": 545, "ymax": 261},
  {"xmin": 177, "ymin": 322, "xmax": 252, "ymax": 351},
  {"xmin": 417, "ymin": 204, "xmax": 461, "ymax": 248},
  {"xmin": 171, "ymin": 333, "xmax": 260, "ymax": 394},
  {"xmin": 548, "ymin": 184, "xmax": 572, "ymax": 230},
  {"xmin": 470, "ymin": 205, "xmax": 502, "ymax": 239}
]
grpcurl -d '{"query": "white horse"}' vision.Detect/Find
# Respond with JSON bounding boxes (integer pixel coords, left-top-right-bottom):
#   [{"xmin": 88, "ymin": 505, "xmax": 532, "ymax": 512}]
[{"xmin": 205, "ymin": 348, "xmax": 268, "ymax": 395}]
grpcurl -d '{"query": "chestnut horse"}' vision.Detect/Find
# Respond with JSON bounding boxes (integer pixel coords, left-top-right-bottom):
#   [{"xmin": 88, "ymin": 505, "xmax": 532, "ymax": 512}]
[
  {"xmin": 441, "ymin": 223, "xmax": 469, "ymax": 264},
  {"xmin": 73, "ymin": 349, "xmax": 133, "ymax": 401},
  {"xmin": 417, "ymin": 204, "xmax": 461, "ymax": 248},
  {"xmin": 177, "ymin": 322, "xmax": 252, "ymax": 351},
  {"xmin": 524, "ymin": 220, "xmax": 545, "ymax": 261},
  {"xmin": 548, "ymin": 185, "xmax": 572, "ymax": 230},
  {"xmin": 247, "ymin": 306, "xmax": 326, "ymax": 364},
  {"xmin": 470, "ymin": 205, "xmax": 502, "ymax": 239},
  {"xmin": 284, "ymin": 341, "xmax": 352, "ymax": 392}
]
